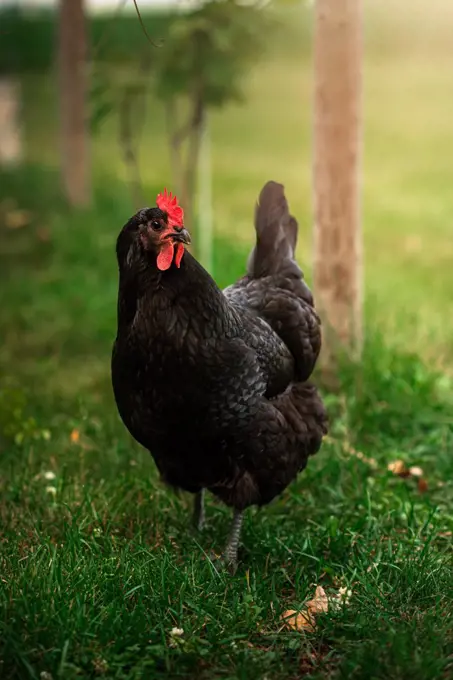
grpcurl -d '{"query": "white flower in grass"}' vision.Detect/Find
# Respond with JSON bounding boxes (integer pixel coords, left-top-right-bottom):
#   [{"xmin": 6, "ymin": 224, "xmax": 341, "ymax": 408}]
[
  {"xmin": 45, "ymin": 486, "xmax": 57, "ymax": 496},
  {"xmin": 169, "ymin": 626, "xmax": 185, "ymax": 648},
  {"xmin": 337, "ymin": 586, "xmax": 353, "ymax": 605},
  {"xmin": 328, "ymin": 586, "xmax": 353, "ymax": 611},
  {"xmin": 43, "ymin": 471, "xmax": 56, "ymax": 481}
]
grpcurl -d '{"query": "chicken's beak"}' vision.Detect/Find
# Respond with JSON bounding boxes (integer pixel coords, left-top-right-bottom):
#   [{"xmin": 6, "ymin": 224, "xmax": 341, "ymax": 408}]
[{"xmin": 168, "ymin": 228, "xmax": 191, "ymax": 245}]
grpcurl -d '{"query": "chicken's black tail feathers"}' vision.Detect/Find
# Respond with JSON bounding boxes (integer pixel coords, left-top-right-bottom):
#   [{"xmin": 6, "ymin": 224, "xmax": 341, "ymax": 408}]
[{"xmin": 247, "ymin": 181, "xmax": 302, "ymax": 279}]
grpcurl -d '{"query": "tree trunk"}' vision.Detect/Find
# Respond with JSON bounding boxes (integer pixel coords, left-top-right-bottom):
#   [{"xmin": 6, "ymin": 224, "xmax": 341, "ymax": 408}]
[
  {"xmin": 58, "ymin": 0, "xmax": 91, "ymax": 207},
  {"xmin": 312, "ymin": 0, "xmax": 363, "ymax": 369},
  {"xmin": 0, "ymin": 77, "xmax": 22, "ymax": 167}
]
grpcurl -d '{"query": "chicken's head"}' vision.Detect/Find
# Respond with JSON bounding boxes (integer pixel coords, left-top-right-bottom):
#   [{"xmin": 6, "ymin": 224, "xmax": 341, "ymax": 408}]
[{"xmin": 117, "ymin": 189, "xmax": 191, "ymax": 272}]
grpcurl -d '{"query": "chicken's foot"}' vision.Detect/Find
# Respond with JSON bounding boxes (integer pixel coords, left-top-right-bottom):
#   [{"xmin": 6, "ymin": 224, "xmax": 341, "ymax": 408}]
[{"xmin": 192, "ymin": 489, "xmax": 205, "ymax": 531}]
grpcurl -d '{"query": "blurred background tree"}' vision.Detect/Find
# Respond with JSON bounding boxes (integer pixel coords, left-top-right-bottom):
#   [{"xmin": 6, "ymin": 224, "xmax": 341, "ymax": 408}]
[
  {"xmin": 58, "ymin": 0, "xmax": 91, "ymax": 207},
  {"xmin": 313, "ymin": 0, "xmax": 363, "ymax": 372},
  {"xmin": 1, "ymin": 0, "xmax": 452, "ymax": 382},
  {"xmin": 0, "ymin": 0, "xmax": 269, "ymax": 267},
  {"xmin": 153, "ymin": 0, "xmax": 268, "ymax": 259},
  {"xmin": 70, "ymin": 0, "xmax": 269, "ymax": 265},
  {"xmin": 0, "ymin": 4, "xmax": 23, "ymax": 167}
]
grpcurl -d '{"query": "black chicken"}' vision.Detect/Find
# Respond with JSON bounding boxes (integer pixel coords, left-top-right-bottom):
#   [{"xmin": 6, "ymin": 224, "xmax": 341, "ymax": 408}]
[{"xmin": 112, "ymin": 182, "xmax": 327, "ymax": 570}]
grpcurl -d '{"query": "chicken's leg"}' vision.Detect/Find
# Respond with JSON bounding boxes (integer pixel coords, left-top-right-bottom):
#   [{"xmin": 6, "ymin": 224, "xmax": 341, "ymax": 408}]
[
  {"xmin": 219, "ymin": 509, "xmax": 243, "ymax": 573},
  {"xmin": 192, "ymin": 489, "xmax": 205, "ymax": 531}
]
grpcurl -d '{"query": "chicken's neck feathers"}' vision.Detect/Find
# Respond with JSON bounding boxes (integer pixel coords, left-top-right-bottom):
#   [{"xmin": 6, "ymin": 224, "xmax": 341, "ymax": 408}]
[{"xmin": 117, "ymin": 250, "xmax": 240, "ymax": 342}]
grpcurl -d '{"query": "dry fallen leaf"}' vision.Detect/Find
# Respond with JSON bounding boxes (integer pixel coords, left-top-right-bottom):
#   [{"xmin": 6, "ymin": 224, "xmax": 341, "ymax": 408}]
[
  {"xmin": 418, "ymin": 478, "xmax": 428, "ymax": 493},
  {"xmin": 306, "ymin": 585, "xmax": 329, "ymax": 614},
  {"xmin": 280, "ymin": 584, "xmax": 353, "ymax": 634},
  {"xmin": 409, "ymin": 466, "xmax": 424, "ymax": 477},
  {"xmin": 281, "ymin": 608, "xmax": 316, "ymax": 633},
  {"xmin": 280, "ymin": 585, "xmax": 329, "ymax": 633},
  {"xmin": 388, "ymin": 460, "xmax": 409, "ymax": 477},
  {"xmin": 70, "ymin": 429, "xmax": 80, "ymax": 443},
  {"xmin": 388, "ymin": 461, "xmax": 428, "ymax": 492}
]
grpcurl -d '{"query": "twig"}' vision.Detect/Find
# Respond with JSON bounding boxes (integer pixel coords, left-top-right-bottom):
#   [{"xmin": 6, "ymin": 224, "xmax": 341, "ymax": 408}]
[{"xmin": 132, "ymin": 0, "xmax": 162, "ymax": 48}]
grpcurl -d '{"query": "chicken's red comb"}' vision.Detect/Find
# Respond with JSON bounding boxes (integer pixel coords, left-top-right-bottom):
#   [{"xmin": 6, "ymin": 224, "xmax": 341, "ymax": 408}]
[{"xmin": 156, "ymin": 188, "xmax": 184, "ymax": 227}]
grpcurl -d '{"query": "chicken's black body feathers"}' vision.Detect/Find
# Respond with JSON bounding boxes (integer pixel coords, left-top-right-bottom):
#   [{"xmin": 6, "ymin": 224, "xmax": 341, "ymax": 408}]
[{"xmin": 112, "ymin": 182, "xmax": 327, "ymax": 510}]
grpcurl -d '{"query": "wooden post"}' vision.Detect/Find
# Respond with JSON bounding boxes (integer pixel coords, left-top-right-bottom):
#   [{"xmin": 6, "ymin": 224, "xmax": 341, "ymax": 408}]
[
  {"xmin": 0, "ymin": 78, "xmax": 22, "ymax": 167},
  {"xmin": 312, "ymin": 0, "xmax": 363, "ymax": 367},
  {"xmin": 58, "ymin": 0, "xmax": 91, "ymax": 207}
]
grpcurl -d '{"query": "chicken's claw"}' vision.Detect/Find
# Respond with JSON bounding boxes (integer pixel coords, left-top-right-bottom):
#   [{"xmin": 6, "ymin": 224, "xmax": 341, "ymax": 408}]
[{"xmin": 208, "ymin": 550, "xmax": 239, "ymax": 575}]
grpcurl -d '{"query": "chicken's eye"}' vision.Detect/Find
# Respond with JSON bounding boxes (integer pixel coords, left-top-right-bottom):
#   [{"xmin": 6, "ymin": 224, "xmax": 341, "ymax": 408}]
[{"xmin": 150, "ymin": 220, "xmax": 163, "ymax": 231}]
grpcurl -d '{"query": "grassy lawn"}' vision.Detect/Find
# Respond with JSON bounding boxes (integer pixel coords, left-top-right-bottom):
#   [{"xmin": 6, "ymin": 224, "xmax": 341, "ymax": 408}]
[{"xmin": 1, "ymin": 2, "xmax": 453, "ymax": 678}]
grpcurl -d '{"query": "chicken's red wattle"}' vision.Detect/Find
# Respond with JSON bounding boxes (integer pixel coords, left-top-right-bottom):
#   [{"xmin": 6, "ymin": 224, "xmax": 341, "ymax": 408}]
[
  {"xmin": 174, "ymin": 243, "xmax": 184, "ymax": 268},
  {"xmin": 157, "ymin": 241, "xmax": 185, "ymax": 271}
]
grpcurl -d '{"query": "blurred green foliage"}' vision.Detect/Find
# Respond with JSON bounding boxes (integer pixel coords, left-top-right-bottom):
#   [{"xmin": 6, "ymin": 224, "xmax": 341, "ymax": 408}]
[
  {"xmin": 0, "ymin": 384, "xmax": 51, "ymax": 447},
  {"xmin": 0, "ymin": 3, "xmax": 271, "ymax": 77},
  {"xmin": 154, "ymin": 1, "xmax": 269, "ymax": 107},
  {"xmin": 0, "ymin": 7, "xmax": 170, "ymax": 74}
]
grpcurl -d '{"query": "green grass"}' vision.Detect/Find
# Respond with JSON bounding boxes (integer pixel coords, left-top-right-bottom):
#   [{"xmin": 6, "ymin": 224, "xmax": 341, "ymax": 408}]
[
  {"xmin": 1, "ymin": 280, "xmax": 452, "ymax": 679},
  {"xmin": 1, "ymin": 2, "xmax": 453, "ymax": 678},
  {"xmin": 1, "ymin": 173, "xmax": 452, "ymax": 680}
]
